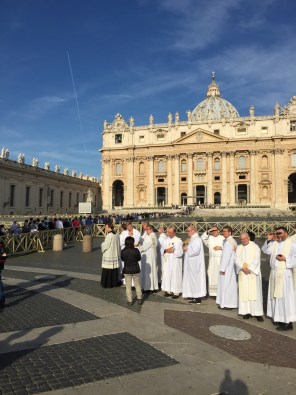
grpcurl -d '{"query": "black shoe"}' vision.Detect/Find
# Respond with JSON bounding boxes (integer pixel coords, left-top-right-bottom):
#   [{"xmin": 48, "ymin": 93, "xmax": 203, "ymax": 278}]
[
  {"xmin": 137, "ymin": 299, "xmax": 143, "ymax": 305},
  {"xmin": 256, "ymin": 316, "xmax": 264, "ymax": 322},
  {"xmin": 164, "ymin": 292, "xmax": 171, "ymax": 297},
  {"xmin": 127, "ymin": 301, "xmax": 132, "ymax": 306},
  {"xmin": 171, "ymin": 294, "xmax": 179, "ymax": 299},
  {"xmin": 243, "ymin": 314, "xmax": 251, "ymax": 319},
  {"xmin": 276, "ymin": 323, "xmax": 293, "ymax": 331},
  {"xmin": 189, "ymin": 298, "xmax": 201, "ymax": 304}
]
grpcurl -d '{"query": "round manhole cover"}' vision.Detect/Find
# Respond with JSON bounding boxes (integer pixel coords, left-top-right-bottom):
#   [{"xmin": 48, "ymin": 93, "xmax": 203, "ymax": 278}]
[{"xmin": 209, "ymin": 325, "xmax": 251, "ymax": 340}]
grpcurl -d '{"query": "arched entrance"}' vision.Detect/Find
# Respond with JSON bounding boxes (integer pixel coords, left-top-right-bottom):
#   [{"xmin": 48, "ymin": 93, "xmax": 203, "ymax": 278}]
[
  {"xmin": 156, "ymin": 187, "xmax": 166, "ymax": 206},
  {"xmin": 214, "ymin": 192, "xmax": 221, "ymax": 204},
  {"xmin": 112, "ymin": 180, "xmax": 124, "ymax": 207},
  {"xmin": 195, "ymin": 185, "xmax": 205, "ymax": 205},
  {"xmin": 288, "ymin": 173, "xmax": 296, "ymax": 203}
]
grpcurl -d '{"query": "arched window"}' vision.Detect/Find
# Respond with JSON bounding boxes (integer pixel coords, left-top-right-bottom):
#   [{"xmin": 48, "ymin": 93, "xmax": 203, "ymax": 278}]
[
  {"xmin": 214, "ymin": 158, "xmax": 220, "ymax": 170},
  {"xmin": 139, "ymin": 162, "xmax": 145, "ymax": 174},
  {"xmin": 262, "ymin": 186, "xmax": 268, "ymax": 197},
  {"xmin": 238, "ymin": 156, "xmax": 246, "ymax": 169},
  {"xmin": 115, "ymin": 163, "xmax": 122, "ymax": 175},
  {"xmin": 261, "ymin": 155, "xmax": 268, "ymax": 169},
  {"xmin": 181, "ymin": 160, "xmax": 187, "ymax": 173},
  {"xmin": 197, "ymin": 158, "xmax": 203, "ymax": 171},
  {"xmin": 158, "ymin": 160, "xmax": 165, "ymax": 173},
  {"xmin": 291, "ymin": 153, "xmax": 296, "ymax": 167},
  {"xmin": 139, "ymin": 189, "xmax": 145, "ymax": 200}
]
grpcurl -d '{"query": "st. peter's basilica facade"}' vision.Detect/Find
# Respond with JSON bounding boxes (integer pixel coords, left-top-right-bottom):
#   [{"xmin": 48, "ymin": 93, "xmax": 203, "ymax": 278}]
[{"xmin": 100, "ymin": 74, "xmax": 296, "ymax": 211}]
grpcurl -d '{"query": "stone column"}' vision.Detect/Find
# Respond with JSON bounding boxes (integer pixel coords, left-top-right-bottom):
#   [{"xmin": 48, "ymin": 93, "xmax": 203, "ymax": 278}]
[
  {"xmin": 187, "ymin": 154, "xmax": 193, "ymax": 205},
  {"xmin": 249, "ymin": 150, "xmax": 257, "ymax": 204},
  {"xmin": 229, "ymin": 152, "xmax": 235, "ymax": 205},
  {"xmin": 273, "ymin": 148, "xmax": 284, "ymax": 208},
  {"xmin": 126, "ymin": 157, "xmax": 134, "ymax": 208},
  {"xmin": 167, "ymin": 155, "xmax": 173, "ymax": 206},
  {"xmin": 148, "ymin": 156, "xmax": 154, "ymax": 207},
  {"xmin": 207, "ymin": 153, "xmax": 213, "ymax": 204},
  {"xmin": 221, "ymin": 152, "xmax": 227, "ymax": 205},
  {"xmin": 174, "ymin": 155, "xmax": 180, "ymax": 205},
  {"xmin": 102, "ymin": 159, "xmax": 111, "ymax": 210}
]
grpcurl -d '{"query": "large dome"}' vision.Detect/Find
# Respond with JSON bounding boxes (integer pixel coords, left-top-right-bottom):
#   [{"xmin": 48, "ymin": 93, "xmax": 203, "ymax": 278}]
[{"xmin": 191, "ymin": 73, "xmax": 239, "ymax": 122}]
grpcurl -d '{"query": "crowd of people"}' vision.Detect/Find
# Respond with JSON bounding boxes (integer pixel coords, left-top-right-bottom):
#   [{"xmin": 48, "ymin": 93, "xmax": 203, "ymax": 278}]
[{"xmin": 101, "ymin": 222, "xmax": 296, "ymax": 332}]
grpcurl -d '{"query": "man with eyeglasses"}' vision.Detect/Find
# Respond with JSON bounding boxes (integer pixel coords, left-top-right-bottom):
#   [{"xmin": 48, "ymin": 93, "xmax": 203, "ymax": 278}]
[
  {"xmin": 201, "ymin": 226, "xmax": 224, "ymax": 297},
  {"xmin": 235, "ymin": 232, "xmax": 264, "ymax": 322},
  {"xmin": 262, "ymin": 227, "xmax": 296, "ymax": 331},
  {"xmin": 216, "ymin": 226, "xmax": 238, "ymax": 309}
]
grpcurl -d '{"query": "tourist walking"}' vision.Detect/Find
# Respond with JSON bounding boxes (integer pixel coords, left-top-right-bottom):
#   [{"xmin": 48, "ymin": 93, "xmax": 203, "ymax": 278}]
[
  {"xmin": 262, "ymin": 227, "xmax": 296, "ymax": 331},
  {"xmin": 235, "ymin": 232, "xmax": 264, "ymax": 321},
  {"xmin": 201, "ymin": 226, "xmax": 224, "ymax": 296},
  {"xmin": 216, "ymin": 226, "xmax": 238, "ymax": 309},
  {"xmin": 101, "ymin": 222, "xmax": 121, "ymax": 288},
  {"xmin": 121, "ymin": 237, "xmax": 143, "ymax": 305},
  {"xmin": 182, "ymin": 225, "xmax": 206, "ymax": 304}
]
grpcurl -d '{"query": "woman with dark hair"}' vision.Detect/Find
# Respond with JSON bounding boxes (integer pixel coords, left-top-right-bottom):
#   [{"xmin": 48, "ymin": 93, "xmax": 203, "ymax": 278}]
[
  {"xmin": 101, "ymin": 222, "xmax": 121, "ymax": 288},
  {"xmin": 121, "ymin": 236, "xmax": 143, "ymax": 305}
]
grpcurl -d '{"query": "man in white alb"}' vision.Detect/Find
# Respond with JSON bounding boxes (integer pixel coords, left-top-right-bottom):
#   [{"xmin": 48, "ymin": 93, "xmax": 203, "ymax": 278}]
[
  {"xmin": 161, "ymin": 226, "xmax": 183, "ymax": 298},
  {"xmin": 216, "ymin": 226, "xmax": 238, "ymax": 309},
  {"xmin": 235, "ymin": 232, "xmax": 264, "ymax": 321},
  {"xmin": 182, "ymin": 225, "xmax": 206, "ymax": 304},
  {"xmin": 262, "ymin": 226, "xmax": 296, "ymax": 331},
  {"xmin": 201, "ymin": 226, "xmax": 224, "ymax": 297},
  {"xmin": 139, "ymin": 225, "xmax": 158, "ymax": 293}
]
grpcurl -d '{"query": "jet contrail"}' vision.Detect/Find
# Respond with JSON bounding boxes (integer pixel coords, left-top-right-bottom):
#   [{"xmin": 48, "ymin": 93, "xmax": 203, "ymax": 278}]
[{"xmin": 67, "ymin": 50, "xmax": 86, "ymax": 152}]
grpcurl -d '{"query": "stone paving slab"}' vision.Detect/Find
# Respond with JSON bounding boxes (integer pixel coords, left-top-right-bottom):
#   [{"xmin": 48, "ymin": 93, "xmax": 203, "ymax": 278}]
[
  {"xmin": 164, "ymin": 309, "xmax": 296, "ymax": 369},
  {"xmin": 0, "ymin": 332, "xmax": 178, "ymax": 395},
  {"xmin": 0, "ymin": 285, "xmax": 99, "ymax": 333}
]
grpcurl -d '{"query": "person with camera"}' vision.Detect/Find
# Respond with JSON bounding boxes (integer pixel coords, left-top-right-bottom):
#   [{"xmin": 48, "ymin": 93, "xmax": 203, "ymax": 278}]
[{"xmin": 262, "ymin": 227, "xmax": 296, "ymax": 331}]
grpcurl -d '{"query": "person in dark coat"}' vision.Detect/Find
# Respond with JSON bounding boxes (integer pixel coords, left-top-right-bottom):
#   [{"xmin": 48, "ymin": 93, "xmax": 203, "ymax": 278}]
[{"xmin": 121, "ymin": 236, "xmax": 143, "ymax": 305}]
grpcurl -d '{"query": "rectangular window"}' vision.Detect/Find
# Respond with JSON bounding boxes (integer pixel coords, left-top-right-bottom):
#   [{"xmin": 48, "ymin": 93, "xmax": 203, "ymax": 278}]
[
  {"xmin": 239, "ymin": 175, "xmax": 246, "ymax": 180},
  {"xmin": 214, "ymin": 129, "xmax": 220, "ymax": 135},
  {"xmin": 39, "ymin": 188, "xmax": 43, "ymax": 207},
  {"xmin": 181, "ymin": 177, "xmax": 187, "ymax": 182},
  {"xmin": 290, "ymin": 121, "xmax": 296, "ymax": 132},
  {"xmin": 157, "ymin": 134, "xmax": 165, "ymax": 141},
  {"xmin": 237, "ymin": 127, "xmax": 246, "ymax": 134},
  {"xmin": 115, "ymin": 134, "xmax": 122, "ymax": 144},
  {"xmin": 25, "ymin": 186, "xmax": 30, "ymax": 207},
  {"xmin": 10, "ymin": 185, "xmax": 15, "ymax": 207},
  {"xmin": 214, "ymin": 176, "xmax": 220, "ymax": 180},
  {"xmin": 60, "ymin": 191, "xmax": 63, "ymax": 207},
  {"xmin": 261, "ymin": 126, "xmax": 268, "ymax": 134},
  {"xmin": 158, "ymin": 179, "xmax": 164, "ymax": 183},
  {"xmin": 180, "ymin": 132, "xmax": 186, "ymax": 137},
  {"xmin": 69, "ymin": 192, "xmax": 72, "ymax": 208},
  {"xmin": 139, "ymin": 136, "xmax": 144, "ymax": 142}
]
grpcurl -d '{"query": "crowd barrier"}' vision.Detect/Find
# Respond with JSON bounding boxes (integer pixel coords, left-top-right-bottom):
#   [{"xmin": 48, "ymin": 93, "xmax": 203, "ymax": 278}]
[{"xmin": 1, "ymin": 221, "xmax": 296, "ymax": 257}]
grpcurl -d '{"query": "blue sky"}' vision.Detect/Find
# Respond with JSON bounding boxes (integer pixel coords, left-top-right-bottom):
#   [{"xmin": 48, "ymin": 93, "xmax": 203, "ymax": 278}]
[{"xmin": 1, "ymin": 0, "xmax": 296, "ymax": 178}]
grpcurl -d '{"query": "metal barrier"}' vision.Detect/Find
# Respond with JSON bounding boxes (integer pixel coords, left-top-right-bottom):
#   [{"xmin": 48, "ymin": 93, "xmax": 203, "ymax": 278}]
[{"xmin": 2, "ymin": 221, "xmax": 296, "ymax": 257}]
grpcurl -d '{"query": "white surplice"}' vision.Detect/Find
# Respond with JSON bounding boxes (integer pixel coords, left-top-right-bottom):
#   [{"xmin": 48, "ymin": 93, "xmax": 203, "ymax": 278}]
[
  {"xmin": 201, "ymin": 232, "xmax": 224, "ymax": 296},
  {"xmin": 140, "ymin": 232, "xmax": 158, "ymax": 291},
  {"xmin": 235, "ymin": 241, "xmax": 263, "ymax": 316},
  {"xmin": 262, "ymin": 239, "xmax": 296, "ymax": 323},
  {"xmin": 161, "ymin": 236, "xmax": 183, "ymax": 294},
  {"xmin": 157, "ymin": 233, "xmax": 167, "ymax": 283},
  {"xmin": 216, "ymin": 236, "xmax": 238, "ymax": 309},
  {"xmin": 182, "ymin": 233, "xmax": 207, "ymax": 298}
]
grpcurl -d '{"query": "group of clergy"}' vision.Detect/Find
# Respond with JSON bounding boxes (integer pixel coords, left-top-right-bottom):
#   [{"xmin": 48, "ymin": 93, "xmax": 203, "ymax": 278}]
[{"xmin": 116, "ymin": 221, "xmax": 296, "ymax": 331}]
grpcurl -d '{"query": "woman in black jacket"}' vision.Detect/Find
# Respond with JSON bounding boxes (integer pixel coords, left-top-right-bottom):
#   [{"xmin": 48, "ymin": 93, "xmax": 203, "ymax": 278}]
[{"xmin": 121, "ymin": 236, "xmax": 143, "ymax": 305}]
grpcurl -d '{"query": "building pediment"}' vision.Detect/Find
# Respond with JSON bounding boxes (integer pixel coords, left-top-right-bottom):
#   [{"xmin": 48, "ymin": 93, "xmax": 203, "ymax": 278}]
[{"xmin": 173, "ymin": 128, "xmax": 228, "ymax": 144}]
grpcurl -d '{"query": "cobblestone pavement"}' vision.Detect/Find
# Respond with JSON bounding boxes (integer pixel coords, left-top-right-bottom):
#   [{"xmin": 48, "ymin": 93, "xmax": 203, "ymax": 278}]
[
  {"xmin": 164, "ymin": 309, "xmax": 296, "ymax": 369},
  {"xmin": 0, "ymin": 333, "xmax": 178, "ymax": 395}
]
